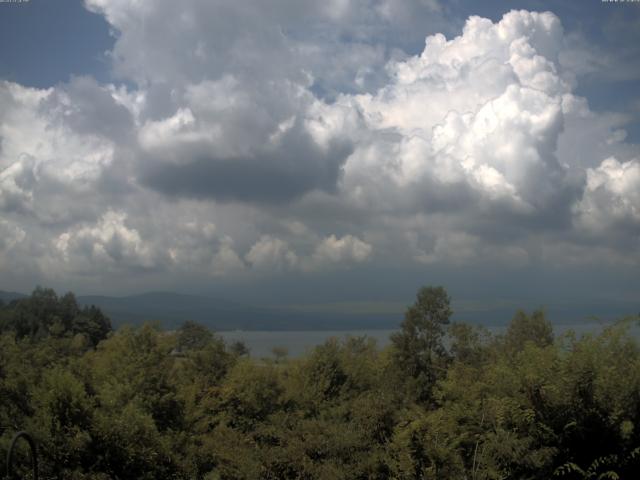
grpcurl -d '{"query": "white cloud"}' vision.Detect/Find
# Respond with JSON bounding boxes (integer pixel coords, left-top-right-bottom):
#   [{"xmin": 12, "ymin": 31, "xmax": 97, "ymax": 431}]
[
  {"xmin": 0, "ymin": 81, "xmax": 118, "ymax": 185},
  {"xmin": 244, "ymin": 233, "xmax": 373, "ymax": 272},
  {"xmin": 575, "ymin": 157, "xmax": 640, "ymax": 231},
  {"xmin": 212, "ymin": 239, "xmax": 246, "ymax": 276},
  {"xmin": 0, "ymin": 219, "xmax": 25, "ymax": 253},
  {"xmin": 55, "ymin": 211, "xmax": 159, "ymax": 271},
  {"xmin": 0, "ymin": 80, "xmax": 125, "ymax": 224},
  {"xmin": 165, "ymin": 220, "xmax": 246, "ymax": 276},
  {"xmin": 1, "ymin": 5, "xmax": 639, "ymax": 291},
  {"xmin": 313, "ymin": 9, "xmax": 639, "ymax": 267},
  {"xmin": 0, "ymin": 155, "xmax": 37, "ymax": 213},
  {"xmin": 139, "ymin": 107, "xmax": 199, "ymax": 151},
  {"xmin": 0, "ymin": 219, "xmax": 32, "ymax": 281},
  {"xmin": 413, "ymin": 230, "xmax": 530, "ymax": 268},
  {"xmin": 245, "ymin": 235, "xmax": 298, "ymax": 271},
  {"xmin": 334, "ymin": 10, "xmax": 572, "ymax": 216},
  {"xmin": 309, "ymin": 234, "xmax": 373, "ymax": 267},
  {"xmin": 84, "ymin": 0, "xmax": 448, "ymax": 93}
]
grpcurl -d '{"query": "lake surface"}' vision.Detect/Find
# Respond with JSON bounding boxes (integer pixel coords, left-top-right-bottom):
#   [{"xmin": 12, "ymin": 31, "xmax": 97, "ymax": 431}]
[
  {"xmin": 220, "ymin": 321, "xmax": 638, "ymax": 358},
  {"xmin": 221, "ymin": 329, "xmax": 396, "ymax": 357}
]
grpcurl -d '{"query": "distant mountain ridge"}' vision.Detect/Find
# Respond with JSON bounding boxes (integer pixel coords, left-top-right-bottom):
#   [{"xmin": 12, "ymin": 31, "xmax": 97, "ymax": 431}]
[
  {"xmin": 75, "ymin": 291, "xmax": 399, "ymax": 331},
  {"xmin": 0, "ymin": 290, "xmax": 27, "ymax": 303},
  {"xmin": 2, "ymin": 289, "xmax": 398, "ymax": 331},
  {"xmin": 2, "ymin": 289, "xmax": 636, "ymax": 331}
]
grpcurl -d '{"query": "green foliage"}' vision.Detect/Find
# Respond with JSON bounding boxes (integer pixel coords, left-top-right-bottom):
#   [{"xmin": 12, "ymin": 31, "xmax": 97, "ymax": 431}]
[
  {"xmin": 504, "ymin": 309, "xmax": 554, "ymax": 354},
  {"xmin": 177, "ymin": 320, "xmax": 214, "ymax": 352},
  {"xmin": 391, "ymin": 286, "xmax": 452, "ymax": 402},
  {"xmin": 1, "ymin": 287, "xmax": 639, "ymax": 479},
  {"xmin": 448, "ymin": 322, "xmax": 492, "ymax": 365},
  {"xmin": 0, "ymin": 287, "xmax": 111, "ymax": 347},
  {"xmin": 28, "ymin": 367, "xmax": 94, "ymax": 478}
]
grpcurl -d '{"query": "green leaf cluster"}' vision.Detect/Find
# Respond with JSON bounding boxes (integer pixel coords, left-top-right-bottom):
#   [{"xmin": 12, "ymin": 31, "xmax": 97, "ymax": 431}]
[{"xmin": 1, "ymin": 287, "xmax": 639, "ymax": 479}]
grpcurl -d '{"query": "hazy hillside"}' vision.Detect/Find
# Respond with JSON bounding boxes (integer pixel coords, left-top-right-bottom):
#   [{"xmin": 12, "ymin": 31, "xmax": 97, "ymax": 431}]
[
  {"xmin": 3, "ymin": 289, "xmax": 636, "ymax": 331},
  {"xmin": 67, "ymin": 293, "xmax": 640, "ymax": 330},
  {"xmin": 0, "ymin": 290, "xmax": 27, "ymax": 303},
  {"xmin": 76, "ymin": 292, "xmax": 399, "ymax": 331}
]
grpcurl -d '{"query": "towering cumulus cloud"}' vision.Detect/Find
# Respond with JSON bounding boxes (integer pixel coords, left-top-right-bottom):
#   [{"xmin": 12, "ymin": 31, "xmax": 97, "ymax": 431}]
[
  {"xmin": 338, "ymin": 12, "xmax": 571, "ymax": 213},
  {"xmin": 0, "ymin": 3, "xmax": 637, "ymax": 291}
]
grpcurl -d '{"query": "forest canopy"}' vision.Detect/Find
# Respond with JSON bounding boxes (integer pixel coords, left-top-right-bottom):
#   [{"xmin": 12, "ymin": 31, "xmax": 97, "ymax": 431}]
[{"xmin": 1, "ymin": 287, "xmax": 639, "ymax": 479}]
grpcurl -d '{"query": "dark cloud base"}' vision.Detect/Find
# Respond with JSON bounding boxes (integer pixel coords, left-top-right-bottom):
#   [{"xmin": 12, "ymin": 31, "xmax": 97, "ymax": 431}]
[{"xmin": 139, "ymin": 135, "xmax": 353, "ymax": 204}]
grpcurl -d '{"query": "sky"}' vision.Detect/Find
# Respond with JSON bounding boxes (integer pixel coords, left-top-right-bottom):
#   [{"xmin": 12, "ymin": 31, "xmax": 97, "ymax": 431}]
[{"xmin": 0, "ymin": 0, "xmax": 639, "ymax": 316}]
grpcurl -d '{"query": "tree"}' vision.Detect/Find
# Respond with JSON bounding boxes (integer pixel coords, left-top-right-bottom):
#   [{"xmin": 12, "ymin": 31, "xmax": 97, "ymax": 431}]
[
  {"xmin": 504, "ymin": 309, "xmax": 554, "ymax": 354},
  {"xmin": 72, "ymin": 305, "xmax": 112, "ymax": 347},
  {"xmin": 176, "ymin": 320, "xmax": 213, "ymax": 352},
  {"xmin": 0, "ymin": 288, "xmax": 111, "ymax": 346},
  {"xmin": 271, "ymin": 346, "xmax": 289, "ymax": 363},
  {"xmin": 448, "ymin": 322, "xmax": 490, "ymax": 365},
  {"xmin": 219, "ymin": 360, "xmax": 284, "ymax": 431},
  {"xmin": 391, "ymin": 286, "xmax": 452, "ymax": 402},
  {"xmin": 228, "ymin": 340, "xmax": 250, "ymax": 357}
]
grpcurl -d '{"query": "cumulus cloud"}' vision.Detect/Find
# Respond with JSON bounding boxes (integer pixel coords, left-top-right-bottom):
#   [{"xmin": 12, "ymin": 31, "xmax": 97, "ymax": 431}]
[
  {"xmin": 245, "ymin": 235, "xmax": 299, "ymax": 272},
  {"xmin": 244, "ymin": 233, "xmax": 372, "ymax": 272},
  {"xmin": 413, "ymin": 230, "xmax": 530, "ymax": 268},
  {"xmin": 0, "ymin": 80, "xmax": 130, "ymax": 224},
  {"xmin": 78, "ymin": 1, "xmax": 362, "ymax": 201},
  {"xmin": 313, "ymin": 10, "xmax": 638, "ymax": 266},
  {"xmin": 84, "ymin": 0, "xmax": 448, "ymax": 94},
  {"xmin": 0, "ymin": 81, "xmax": 119, "ymax": 186},
  {"xmin": 309, "ymin": 234, "xmax": 373, "ymax": 267},
  {"xmin": 335, "ymin": 11, "xmax": 573, "ymax": 219},
  {"xmin": 137, "ymin": 109, "xmax": 353, "ymax": 204},
  {"xmin": 80, "ymin": 0, "xmax": 449, "ymax": 205},
  {"xmin": 49, "ymin": 209, "xmax": 249, "ymax": 280},
  {"xmin": 1, "ymin": 3, "xmax": 639, "ymax": 292},
  {"xmin": 55, "ymin": 211, "xmax": 160, "ymax": 272},
  {"xmin": 162, "ymin": 220, "xmax": 246, "ymax": 276},
  {"xmin": 575, "ymin": 157, "xmax": 640, "ymax": 232},
  {"xmin": 0, "ymin": 154, "xmax": 37, "ymax": 214},
  {"xmin": 0, "ymin": 219, "xmax": 25, "ymax": 254},
  {"xmin": 0, "ymin": 219, "xmax": 36, "ymax": 284}
]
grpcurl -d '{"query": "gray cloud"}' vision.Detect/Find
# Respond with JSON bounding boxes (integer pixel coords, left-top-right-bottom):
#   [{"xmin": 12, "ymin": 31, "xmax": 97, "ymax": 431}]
[
  {"xmin": 137, "ymin": 116, "xmax": 352, "ymax": 204},
  {"xmin": 0, "ymin": 3, "xmax": 639, "ymax": 298},
  {"xmin": 45, "ymin": 76, "xmax": 134, "ymax": 142}
]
